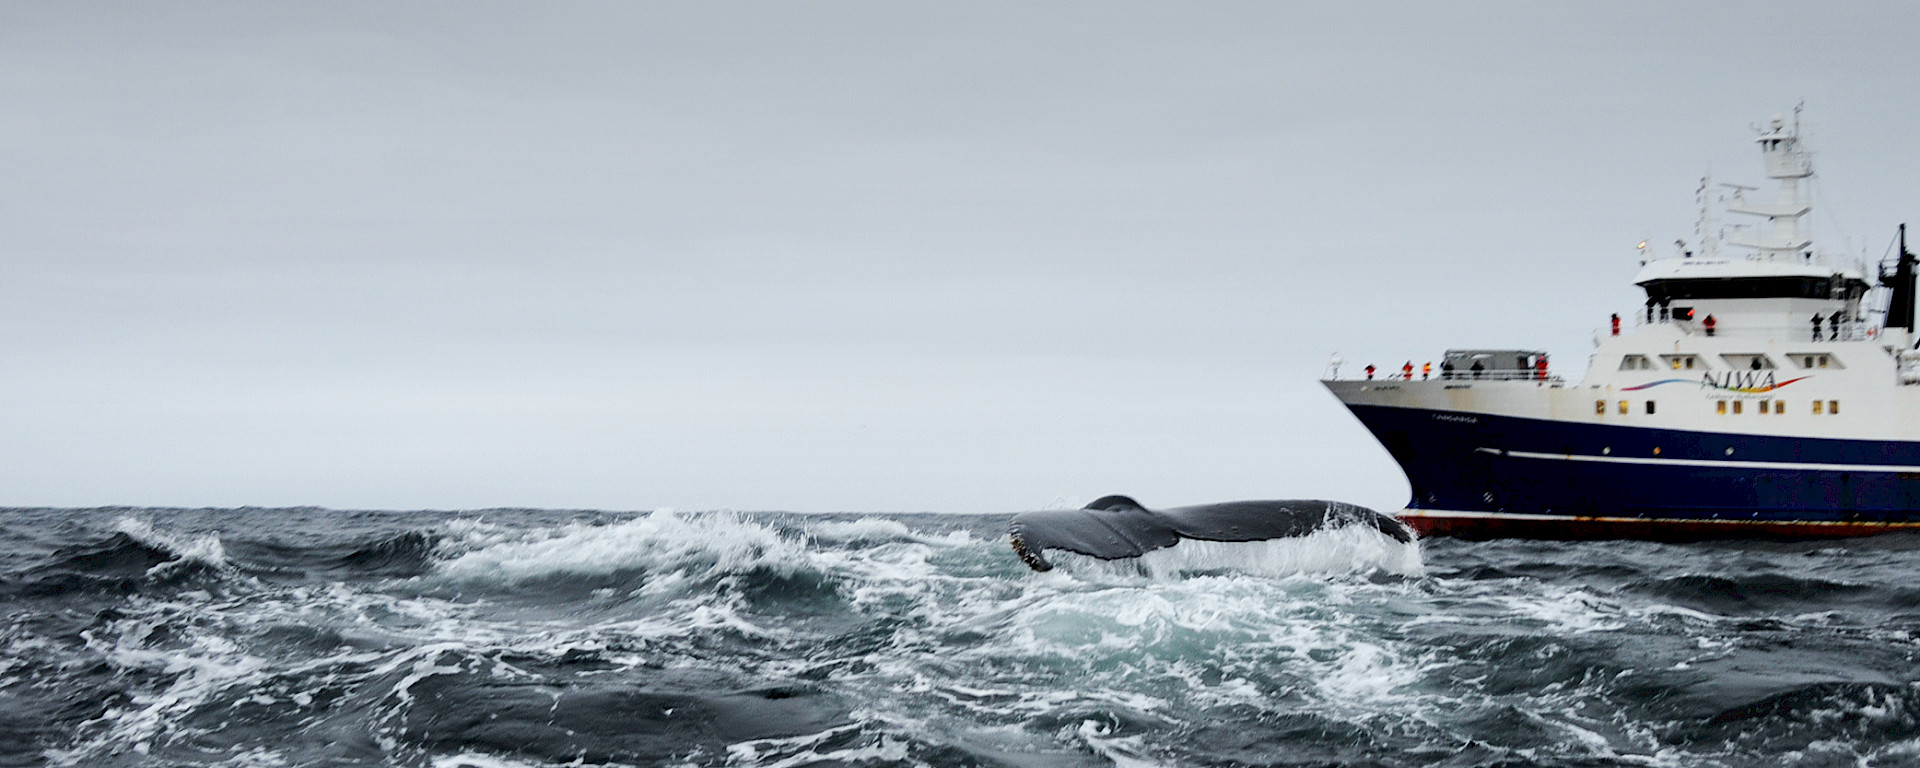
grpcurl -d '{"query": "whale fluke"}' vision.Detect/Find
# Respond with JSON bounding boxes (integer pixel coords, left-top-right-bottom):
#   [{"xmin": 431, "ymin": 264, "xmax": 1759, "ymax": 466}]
[{"xmin": 1008, "ymin": 496, "xmax": 1412, "ymax": 572}]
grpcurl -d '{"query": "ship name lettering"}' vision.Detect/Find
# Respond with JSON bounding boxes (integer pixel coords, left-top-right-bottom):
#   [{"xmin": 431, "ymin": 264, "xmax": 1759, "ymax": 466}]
[{"xmin": 1701, "ymin": 371, "xmax": 1776, "ymax": 391}]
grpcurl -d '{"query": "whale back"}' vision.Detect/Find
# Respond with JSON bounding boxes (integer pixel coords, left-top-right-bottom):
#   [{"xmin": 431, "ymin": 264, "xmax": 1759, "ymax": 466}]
[{"xmin": 1083, "ymin": 494, "xmax": 1146, "ymax": 512}]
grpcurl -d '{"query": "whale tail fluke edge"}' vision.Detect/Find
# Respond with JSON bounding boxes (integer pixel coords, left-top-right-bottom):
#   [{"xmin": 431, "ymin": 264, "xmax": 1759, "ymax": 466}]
[{"xmin": 1007, "ymin": 497, "xmax": 1413, "ymax": 572}]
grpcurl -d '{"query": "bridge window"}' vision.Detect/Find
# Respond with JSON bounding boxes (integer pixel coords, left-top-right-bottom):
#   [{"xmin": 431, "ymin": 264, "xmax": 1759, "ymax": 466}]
[
  {"xmin": 1792, "ymin": 353, "xmax": 1840, "ymax": 369},
  {"xmin": 1619, "ymin": 355, "xmax": 1654, "ymax": 371},
  {"xmin": 1662, "ymin": 354, "xmax": 1703, "ymax": 370},
  {"xmin": 1642, "ymin": 276, "xmax": 1852, "ymax": 301}
]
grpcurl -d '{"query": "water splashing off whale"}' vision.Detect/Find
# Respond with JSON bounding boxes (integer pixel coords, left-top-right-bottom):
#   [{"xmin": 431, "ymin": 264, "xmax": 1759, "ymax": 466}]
[{"xmin": 1007, "ymin": 496, "xmax": 1415, "ymax": 572}]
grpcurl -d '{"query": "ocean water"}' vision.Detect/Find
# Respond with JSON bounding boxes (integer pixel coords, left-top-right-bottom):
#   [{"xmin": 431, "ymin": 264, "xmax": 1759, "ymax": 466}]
[{"xmin": 3, "ymin": 508, "xmax": 1920, "ymax": 767}]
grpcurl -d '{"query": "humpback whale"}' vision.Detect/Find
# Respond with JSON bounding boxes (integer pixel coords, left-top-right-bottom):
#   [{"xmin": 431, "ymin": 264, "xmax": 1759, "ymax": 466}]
[{"xmin": 1007, "ymin": 496, "xmax": 1413, "ymax": 572}]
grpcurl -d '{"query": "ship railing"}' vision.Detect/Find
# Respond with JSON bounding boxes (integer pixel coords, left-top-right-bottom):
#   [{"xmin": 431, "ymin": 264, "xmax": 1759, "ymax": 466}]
[
  {"xmin": 1628, "ymin": 317, "xmax": 1872, "ymax": 341},
  {"xmin": 1436, "ymin": 370, "xmax": 1566, "ymax": 383},
  {"xmin": 1336, "ymin": 370, "xmax": 1566, "ymax": 384}
]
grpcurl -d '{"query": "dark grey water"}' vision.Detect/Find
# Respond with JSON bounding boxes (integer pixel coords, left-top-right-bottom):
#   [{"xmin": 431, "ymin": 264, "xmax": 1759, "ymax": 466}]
[{"xmin": 3, "ymin": 507, "xmax": 1919, "ymax": 767}]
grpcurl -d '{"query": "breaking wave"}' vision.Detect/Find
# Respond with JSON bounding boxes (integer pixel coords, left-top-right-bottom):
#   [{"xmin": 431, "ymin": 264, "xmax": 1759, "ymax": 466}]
[{"xmin": 430, "ymin": 511, "xmax": 821, "ymax": 599}]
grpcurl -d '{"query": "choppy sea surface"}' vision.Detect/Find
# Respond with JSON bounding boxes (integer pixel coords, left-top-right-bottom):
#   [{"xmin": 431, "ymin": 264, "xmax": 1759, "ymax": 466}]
[{"xmin": 4, "ymin": 507, "xmax": 1920, "ymax": 767}]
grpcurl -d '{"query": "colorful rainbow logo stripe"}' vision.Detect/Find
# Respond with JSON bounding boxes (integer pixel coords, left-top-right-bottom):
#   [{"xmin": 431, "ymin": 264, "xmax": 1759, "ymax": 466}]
[
  {"xmin": 1622, "ymin": 376, "xmax": 1810, "ymax": 394},
  {"xmin": 1619, "ymin": 379, "xmax": 1691, "ymax": 391}
]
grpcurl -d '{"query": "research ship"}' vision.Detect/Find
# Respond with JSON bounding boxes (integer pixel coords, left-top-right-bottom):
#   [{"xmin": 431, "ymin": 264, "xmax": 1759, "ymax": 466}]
[{"xmin": 1324, "ymin": 112, "xmax": 1920, "ymax": 539}]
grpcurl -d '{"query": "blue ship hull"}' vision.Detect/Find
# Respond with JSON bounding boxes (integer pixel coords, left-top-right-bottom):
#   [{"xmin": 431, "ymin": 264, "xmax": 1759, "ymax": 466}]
[{"xmin": 1346, "ymin": 403, "xmax": 1920, "ymax": 539}]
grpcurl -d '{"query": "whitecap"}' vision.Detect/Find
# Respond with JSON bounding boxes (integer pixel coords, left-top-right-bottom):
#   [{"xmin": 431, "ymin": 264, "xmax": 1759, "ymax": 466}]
[
  {"xmin": 113, "ymin": 517, "xmax": 228, "ymax": 572},
  {"xmin": 804, "ymin": 517, "xmax": 917, "ymax": 545},
  {"xmin": 432, "ymin": 510, "xmax": 811, "ymax": 586}
]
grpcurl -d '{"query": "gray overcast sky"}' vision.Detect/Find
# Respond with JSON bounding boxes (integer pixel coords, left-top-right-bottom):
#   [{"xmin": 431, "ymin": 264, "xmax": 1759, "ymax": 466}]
[{"xmin": 5, "ymin": 2, "xmax": 1919, "ymax": 512}]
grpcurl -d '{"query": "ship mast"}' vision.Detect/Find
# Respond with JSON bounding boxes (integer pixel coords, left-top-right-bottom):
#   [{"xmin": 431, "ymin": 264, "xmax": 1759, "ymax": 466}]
[{"xmin": 1724, "ymin": 112, "xmax": 1814, "ymax": 260}]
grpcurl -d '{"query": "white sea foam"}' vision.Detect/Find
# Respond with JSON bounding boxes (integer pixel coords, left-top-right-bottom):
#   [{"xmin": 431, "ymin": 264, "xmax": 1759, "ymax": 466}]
[
  {"xmin": 436, "ymin": 517, "xmax": 516, "ymax": 553},
  {"xmin": 433, "ymin": 510, "xmax": 810, "ymax": 586},
  {"xmin": 724, "ymin": 723, "xmax": 903, "ymax": 768},
  {"xmin": 1316, "ymin": 640, "xmax": 1423, "ymax": 704},
  {"xmin": 1503, "ymin": 586, "xmax": 1628, "ymax": 634},
  {"xmin": 51, "ymin": 601, "xmax": 266, "ymax": 764},
  {"xmin": 428, "ymin": 753, "xmax": 552, "ymax": 768},
  {"xmin": 804, "ymin": 517, "xmax": 917, "ymax": 544},
  {"xmin": 113, "ymin": 517, "xmax": 228, "ymax": 572},
  {"xmin": 1051, "ymin": 523, "xmax": 1424, "ymax": 580},
  {"xmin": 976, "ymin": 567, "xmax": 1442, "ymax": 731},
  {"xmin": 1076, "ymin": 719, "xmax": 1169, "ymax": 768},
  {"xmin": 206, "ymin": 747, "xmax": 292, "ymax": 767}
]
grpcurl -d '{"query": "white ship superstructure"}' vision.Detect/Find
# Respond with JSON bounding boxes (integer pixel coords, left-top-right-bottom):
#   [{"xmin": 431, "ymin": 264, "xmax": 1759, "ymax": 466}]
[{"xmin": 1324, "ymin": 113, "xmax": 1920, "ymax": 539}]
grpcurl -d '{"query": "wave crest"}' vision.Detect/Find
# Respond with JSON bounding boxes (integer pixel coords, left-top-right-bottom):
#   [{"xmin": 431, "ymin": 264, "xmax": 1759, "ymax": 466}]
[
  {"xmin": 112, "ymin": 518, "xmax": 228, "ymax": 573},
  {"xmin": 433, "ymin": 511, "xmax": 814, "ymax": 589},
  {"xmin": 14, "ymin": 519, "xmax": 231, "ymax": 596}
]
